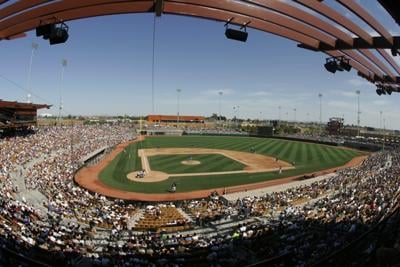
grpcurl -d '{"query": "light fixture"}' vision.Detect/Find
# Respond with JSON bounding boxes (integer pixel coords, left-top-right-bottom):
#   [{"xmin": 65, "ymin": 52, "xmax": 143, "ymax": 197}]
[
  {"xmin": 339, "ymin": 58, "xmax": 352, "ymax": 72},
  {"xmin": 324, "ymin": 56, "xmax": 351, "ymax": 73},
  {"xmin": 36, "ymin": 21, "xmax": 69, "ymax": 45},
  {"xmin": 36, "ymin": 24, "xmax": 54, "ymax": 39},
  {"xmin": 49, "ymin": 22, "xmax": 69, "ymax": 45},
  {"xmin": 224, "ymin": 19, "xmax": 249, "ymax": 42},
  {"xmin": 324, "ymin": 58, "xmax": 338, "ymax": 73}
]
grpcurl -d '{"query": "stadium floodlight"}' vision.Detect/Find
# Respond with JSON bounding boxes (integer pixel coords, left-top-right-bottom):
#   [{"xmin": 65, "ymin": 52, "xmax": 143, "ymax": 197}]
[
  {"xmin": 26, "ymin": 42, "xmax": 38, "ymax": 103},
  {"xmin": 376, "ymin": 84, "xmax": 394, "ymax": 96},
  {"xmin": 383, "ymin": 85, "xmax": 393, "ymax": 95},
  {"xmin": 224, "ymin": 19, "xmax": 249, "ymax": 42},
  {"xmin": 339, "ymin": 58, "xmax": 352, "ymax": 72},
  {"xmin": 356, "ymin": 90, "xmax": 361, "ymax": 136},
  {"xmin": 36, "ymin": 21, "xmax": 69, "ymax": 45},
  {"xmin": 49, "ymin": 22, "xmax": 69, "ymax": 45},
  {"xmin": 36, "ymin": 24, "xmax": 54, "ymax": 39},
  {"xmin": 324, "ymin": 60, "xmax": 337, "ymax": 73},
  {"xmin": 324, "ymin": 56, "xmax": 351, "ymax": 73}
]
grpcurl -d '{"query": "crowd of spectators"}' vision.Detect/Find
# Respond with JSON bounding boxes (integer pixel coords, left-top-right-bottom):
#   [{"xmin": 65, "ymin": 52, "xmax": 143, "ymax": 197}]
[
  {"xmin": 0, "ymin": 124, "xmax": 399, "ymax": 266},
  {"xmin": 282, "ymin": 132, "xmax": 400, "ymax": 150},
  {"xmin": 185, "ymin": 128, "xmax": 247, "ymax": 136}
]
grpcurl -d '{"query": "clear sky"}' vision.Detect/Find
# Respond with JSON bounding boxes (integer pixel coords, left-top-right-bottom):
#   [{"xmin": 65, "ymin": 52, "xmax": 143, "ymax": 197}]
[{"xmin": 1, "ymin": 0, "xmax": 400, "ymax": 130}]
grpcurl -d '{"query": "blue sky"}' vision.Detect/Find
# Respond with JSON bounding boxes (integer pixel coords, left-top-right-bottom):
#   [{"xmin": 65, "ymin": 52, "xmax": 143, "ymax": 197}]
[{"xmin": 1, "ymin": 0, "xmax": 400, "ymax": 130}]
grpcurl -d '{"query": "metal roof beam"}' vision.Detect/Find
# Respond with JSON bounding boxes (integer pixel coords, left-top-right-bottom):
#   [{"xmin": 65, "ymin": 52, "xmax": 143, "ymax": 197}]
[
  {"xmin": 246, "ymin": 0, "xmax": 353, "ymax": 45},
  {"xmin": 378, "ymin": 0, "xmax": 400, "ymax": 26},
  {"xmin": 0, "ymin": 0, "xmax": 52, "ymax": 21},
  {"xmin": 336, "ymin": 0, "xmax": 393, "ymax": 45},
  {"xmin": 165, "ymin": 3, "xmax": 386, "ymax": 81},
  {"xmin": 299, "ymin": 37, "xmax": 400, "ymax": 51},
  {"xmin": 170, "ymin": 0, "xmax": 337, "ymax": 47},
  {"xmin": 377, "ymin": 49, "xmax": 400, "ymax": 75},
  {"xmin": 295, "ymin": 0, "xmax": 399, "ymax": 79},
  {"xmin": 294, "ymin": 0, "xmax": 373, "ymax": 45},
  {"xmin": 0, "ymin": 0, "xmax": 387, "ymax": 81}
]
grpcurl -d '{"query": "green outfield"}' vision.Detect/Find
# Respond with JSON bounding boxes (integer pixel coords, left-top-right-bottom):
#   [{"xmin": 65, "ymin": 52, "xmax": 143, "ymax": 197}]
[
  {"xmin": 148, "ymin": 154, "xmax": 245, "ymax": 174},
  {"xmin": 99, "ymin": 136, "xmax": 365, "ymax": 193}
]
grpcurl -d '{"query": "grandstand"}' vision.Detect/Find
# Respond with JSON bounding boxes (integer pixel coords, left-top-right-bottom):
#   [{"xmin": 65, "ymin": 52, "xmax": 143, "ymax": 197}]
[
  {"xmin": 0, "ymin": 100, "xmax": 51, "ymax": 132},
  {"xmin": 1, "ymin": 0, "xmax": 400, "ymax": 266},
  {"xmin": 147, "ymin": 115, "xmax": 205, "ymax": 124}
]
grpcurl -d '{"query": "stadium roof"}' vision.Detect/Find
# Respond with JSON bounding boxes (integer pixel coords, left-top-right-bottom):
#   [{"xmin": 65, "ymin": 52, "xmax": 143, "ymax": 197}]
[
  {"xmin": 0, "ymin": 99, "xmax": 51, "ymax": 110},
  {"xmin": 1, "ymin": 0, "xmax": 399, "ymax": 93}
]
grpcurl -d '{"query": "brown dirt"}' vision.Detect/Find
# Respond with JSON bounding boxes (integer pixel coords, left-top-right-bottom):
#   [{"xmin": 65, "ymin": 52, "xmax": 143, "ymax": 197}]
[
  {"xmin": 74, "ymin": 136, "xmax": 368, "ymax": 202},
  {"xmin": 127, "ymin": 171, "xmax": 169, "ymax": 182},
  {"xmin": 181, "ymin": 160, "xmax": 201, "ymax": 165}
]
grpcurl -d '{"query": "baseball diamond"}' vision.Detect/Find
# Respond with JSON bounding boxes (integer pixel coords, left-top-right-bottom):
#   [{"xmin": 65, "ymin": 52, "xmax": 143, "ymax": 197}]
[
  {"xmin": 75, "ymin": 135, "xmax": 365, "ymax": 200},
  {"xmin": 2, "ymin": 1, "xmax": 400, "ymax": 266}
]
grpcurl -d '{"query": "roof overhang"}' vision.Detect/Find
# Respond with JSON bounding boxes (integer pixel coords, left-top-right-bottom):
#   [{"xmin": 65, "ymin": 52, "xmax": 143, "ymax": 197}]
[{"xmin": 1, "ymin": 0, "xmax": 399, "ymax": 92}]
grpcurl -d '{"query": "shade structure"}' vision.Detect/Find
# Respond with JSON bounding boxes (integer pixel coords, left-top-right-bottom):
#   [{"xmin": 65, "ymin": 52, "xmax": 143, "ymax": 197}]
[{"xmin": 0, "ymin": 0, "xmax": 399, "ymax": 92}]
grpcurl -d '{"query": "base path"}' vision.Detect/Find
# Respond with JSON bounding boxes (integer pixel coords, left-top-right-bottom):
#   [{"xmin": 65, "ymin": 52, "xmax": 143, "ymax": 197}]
[{"xmin": 74, "ymin": 136, "xmax": 368, "ymax": 202}]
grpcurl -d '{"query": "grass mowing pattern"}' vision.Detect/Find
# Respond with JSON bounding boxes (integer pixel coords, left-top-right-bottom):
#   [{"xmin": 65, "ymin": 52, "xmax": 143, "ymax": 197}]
[
  {"xmin": 148, "ymin": 154, "xmax": 245, "ymax": 174},
  {"xmin": 99, "ymin": 142, "xmax": 142, "ymax": 184},
  {"xmin": 99, "ymin": 136, "xmax": 365, "ymax": 193}
]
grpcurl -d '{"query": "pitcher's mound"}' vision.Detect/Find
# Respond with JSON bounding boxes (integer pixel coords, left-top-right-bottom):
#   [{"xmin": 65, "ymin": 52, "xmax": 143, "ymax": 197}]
[
  {"xmin": 181, "ymin": 160, "xmax": 201, "ymax": 165},
  {"xmin": 127, "ymin": 171, "xmax": 169, "ymax": 182}
]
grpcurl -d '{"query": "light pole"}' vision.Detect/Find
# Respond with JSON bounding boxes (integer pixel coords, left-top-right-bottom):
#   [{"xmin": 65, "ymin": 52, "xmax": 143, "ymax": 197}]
[
  {"xmin": 356, "ymin": 90, "xmax": 361, "ymax": 136},
  {"xmin": 285, "ymin": 111, "xmax": 289, "ymax": 126},
  {"xmin": 58, "ymin": 59, "xmax": 67, "ymax": 125},
  {"xmin": 383, "ymin": 117, "xmax": 386, "ymax": 151},
  {"xmin": 26, "ymin": 42, "xmax": 38, "ymax": 103},
  {"xmin": 318, "ymin": 93, "xmax": 323, "ymax": 123},
  {"xmin": 176, "ymin": 88, "xmax": 181, "ymax": 126},
  {"xmin": 293, "ymin": 108, "xmax": 297, "ymax": 123},
  {"xmin": 218, "ymin": 91, "xmax": 223, "ymax": 127},
  {"xmin": 278, "ymin": 106, "xmax": 281, "ymax": 121},
  {"xmin": 233, "ymin": 105, "xmax": 240, "ymax": 129},
  {"xmin": 379, "ymin": 110, "xmax": 383, "ymax": 131},
  {"xmin": 318, "ymin": 93, "xmax": 322, "ymax": 130}
]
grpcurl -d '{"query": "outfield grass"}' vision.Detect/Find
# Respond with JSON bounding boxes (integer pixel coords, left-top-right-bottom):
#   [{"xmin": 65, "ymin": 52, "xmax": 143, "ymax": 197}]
[
  {"xmin": 148, "ymin": 154, "xmax": 245, "ymax": 174},
  {"xmin": 99, "ymin": 136, "xmax": 365, "ymax": 193}
]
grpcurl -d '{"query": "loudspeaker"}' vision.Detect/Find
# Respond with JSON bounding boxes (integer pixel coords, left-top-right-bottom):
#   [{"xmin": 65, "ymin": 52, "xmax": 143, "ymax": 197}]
[{"xmin": 225, "ymin": 28, "xmax": 248, "ymax": 42}]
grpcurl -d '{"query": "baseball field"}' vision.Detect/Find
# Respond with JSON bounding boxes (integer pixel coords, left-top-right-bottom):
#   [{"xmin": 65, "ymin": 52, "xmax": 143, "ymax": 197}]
[{"xmin": 97, "ymin": 136, "xmax": 364, "ymax": 194}]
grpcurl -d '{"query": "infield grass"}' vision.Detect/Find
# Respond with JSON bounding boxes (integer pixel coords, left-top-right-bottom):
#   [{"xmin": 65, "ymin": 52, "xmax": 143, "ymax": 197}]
[
  {"xmin": 148, "ymin": 154, "xmax": 245, "ymax": 174},
  {"xmin": 99, "ymin": 136, "xmax": 365, "ymax": 193}
]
